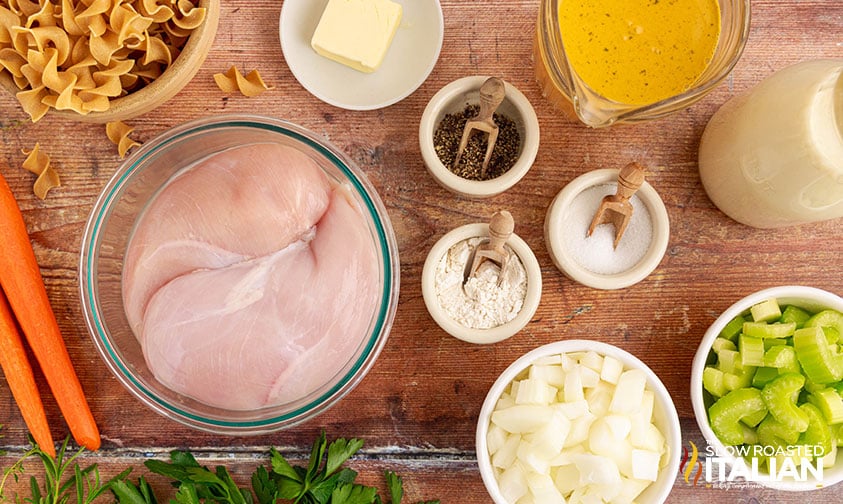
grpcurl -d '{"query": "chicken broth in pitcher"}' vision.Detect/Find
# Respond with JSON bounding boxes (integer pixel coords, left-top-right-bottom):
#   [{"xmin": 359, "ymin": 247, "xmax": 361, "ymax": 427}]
[{"xmin": 558, "ymin": 0, "xmax": 721, "ymax": 105}]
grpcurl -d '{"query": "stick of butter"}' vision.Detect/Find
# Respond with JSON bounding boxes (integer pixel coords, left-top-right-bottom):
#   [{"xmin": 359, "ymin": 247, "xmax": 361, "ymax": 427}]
[{"xmin": 311, "ymin": 0, "xmax": 403, "ymax": 73}]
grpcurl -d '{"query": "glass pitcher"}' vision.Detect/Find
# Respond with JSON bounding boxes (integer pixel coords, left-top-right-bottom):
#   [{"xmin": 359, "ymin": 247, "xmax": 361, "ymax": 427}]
[{"xmin": 534, "ymin": 0, "xmax": 751, "ymax": 128}]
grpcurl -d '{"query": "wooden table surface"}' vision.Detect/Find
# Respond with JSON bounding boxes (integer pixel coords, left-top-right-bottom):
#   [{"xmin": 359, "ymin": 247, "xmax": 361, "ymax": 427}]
[{"xmin": 1, "ymin": 0, "xmax": 842, "ymax": 502}]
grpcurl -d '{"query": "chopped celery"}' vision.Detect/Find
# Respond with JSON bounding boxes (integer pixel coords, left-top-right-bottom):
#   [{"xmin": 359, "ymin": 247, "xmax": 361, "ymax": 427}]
[
  {"xmin": 798, "ymin": 403, "xmax": 833, "ymax": 458},
  {"xmin": 805, "ymin": 309, "xmax": 843, "ymax": 336},
  {"xmin": 757, "ymin": 414, "xmax": 801, "ymax": 445},
  {"xmin": 706, "ymin": 302, "xmax": 843, "ymax": 463},
  {"xmin": 751, "ymin": 299, "xmax": 782, "ymax": 323},
  {"xmin": 763, "ymin": 345, "xmax": 797, "ymax": 369},
  {"xmin": 743, "ymin": 321, "xmax": 797, "ymax": 339},
  {"xmin": 720, "ymin": 315, "xmax": 747, "ymax": 341},
  {"xmin": 740, "ymin": 334, "xmax": 766, "ymax": 367},
  {"xmin": 709, "ymin": 387, "xmax": 766, "ymax": 446},
  {"xmin": 741, "ymin": 408, "xmax": 768, "ymax": 428},
  {"xmin": 703, "ymin": 366, "xmax": 727, "ymax": 398},
  {"xmin": 756, "ymin": 422, "xmax": 790, "ymax": 448},
  {"xmin": 764, "ymin": 337, "xmax": 789, "ymax": 349},
  {"xmin": 724, "ymin": 367, "xmax": 756, "ymax": 391},
  {"xmin": 741, "ymin": 423, "xmax": 759, "ymax": 444},
  {"xmin": 781, "ymin": 305, "xmax": 812, "ymax": 328},
  {"xmin": 804, "ymin": 376, "xmax": 828, "ymax": 394},
  {"xmin": 794, "ymin": 326, "xmax": 843, "ymax": 384},
  {"xmin": 808, "ymin": 388, "xmax": 843, "ymax": 424},
  {"xmin": 761, "ymin": 373, "xmax": 809, "ymax": 433},
  {"xmin": 717, "ymin": 349, "xmax": 743, "ymax": 374},
  {"xmin": 751, "ymin": 367, "xmax": 779, "ymax": 388},
  {"xmin": 713, "ymin": 337, "xmax": 737, "ymax": 354}
]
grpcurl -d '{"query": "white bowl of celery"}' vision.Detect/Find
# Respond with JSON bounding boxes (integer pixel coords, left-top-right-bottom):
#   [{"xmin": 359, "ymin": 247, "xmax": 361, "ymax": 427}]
[{"xmin": 692, "ymin": 285, "xmax": 843, "ymax": 491}]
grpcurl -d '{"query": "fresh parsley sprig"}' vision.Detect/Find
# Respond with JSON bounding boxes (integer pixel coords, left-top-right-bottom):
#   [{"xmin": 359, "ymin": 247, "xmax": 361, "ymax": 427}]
[
  {"xmin": 113, "ymin": 432, "xmax": 438, "ymax": 504},
  {"xmin": 1, "ymin": 431, "xmax": 439, "ymax": 504}
]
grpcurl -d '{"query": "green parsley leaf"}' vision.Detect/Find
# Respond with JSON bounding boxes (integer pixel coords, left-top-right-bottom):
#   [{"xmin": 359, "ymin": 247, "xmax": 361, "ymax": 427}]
[
  {"xmin": 173, "ymin": 482, "xmax": 200, "ymax": 504},
  {"xmin": 325, "ymin": 438, "xmax": 364, "ymax": 477},
  {"xmin": 305, "ymin": 431, "xmax": 328, "ymax": 484},
  {"xmin": 384, "ymin": 471, "xmax": 403, "ymax": 504},
  {"xmin": 110, "ymin": 477, "xmax": 158, "ymax": 504},
  {"xmin": 269, "ymin": 448, "xmax": 301, "ymax": 483},
  {"xmin": 249, "ymin": 467, "xmax": 276, "ymax": 504},
  {"xmin": 330, "ymin": 482, "xmax": 377, "ymax": 504}
]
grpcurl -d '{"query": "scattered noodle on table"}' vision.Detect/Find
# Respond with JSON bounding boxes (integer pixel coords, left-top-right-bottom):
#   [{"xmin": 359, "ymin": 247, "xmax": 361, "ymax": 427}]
[
  {"xmin": 0, "ymin": 0, "xmax": 207, "ymax": 121},
  {"xmin": 21, "ymin": 143, "xmax": 60, "ymax": 200},
  {"xmin": 213, "ymin": 66, "xmax": 272, "ymax": 97},
  {"xmin": 106, "ymin": 120, "xmax": 141, "ymax": 158}
]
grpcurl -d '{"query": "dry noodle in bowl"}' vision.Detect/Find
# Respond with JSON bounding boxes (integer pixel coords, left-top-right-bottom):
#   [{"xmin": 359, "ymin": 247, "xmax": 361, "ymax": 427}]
[
  {"xmin": 79, "ymin": 114, "xmax": 399, "ymax": 434},
  {"xmin": 0, "ymin": 0, "xmax": 220, "ymax": 123}
]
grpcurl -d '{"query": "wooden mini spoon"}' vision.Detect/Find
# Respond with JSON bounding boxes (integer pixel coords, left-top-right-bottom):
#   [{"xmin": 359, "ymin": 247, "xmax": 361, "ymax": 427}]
[
  {"xmin": 466, "ymin": 210, "xmax": 515, "ymax": 286},
  {"xmin": 453, "ymin": 77, "xmax": 506, "ymax": 177},
  {"xmin": 587, "ymin": 162, "xmax": 646, "ymax": 249}
]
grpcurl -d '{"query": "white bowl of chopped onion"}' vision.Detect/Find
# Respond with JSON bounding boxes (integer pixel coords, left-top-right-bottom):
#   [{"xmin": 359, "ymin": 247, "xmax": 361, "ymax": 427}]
[{"xmin": 476, "ymin": 340, "xmax": 681, "ymax": 504}]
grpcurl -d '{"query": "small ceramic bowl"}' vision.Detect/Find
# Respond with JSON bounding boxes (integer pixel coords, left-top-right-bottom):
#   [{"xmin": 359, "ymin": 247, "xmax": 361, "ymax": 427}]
[
  {"xmin": 691, "ymin": 285, "xmax": 843, "ymax": 491},
  {"xmin": 544, "ymin": 168, "xmax": 669, "ymax": 290},
  {"xmin": 419, "ymin": 76, "xmax": 540, "ymax": 198},
  {"xmin": 421, "ymin": 222, "xmax": 541, "ymax": 344},
  {"xmin": 0, "ymin": 0, "xmax": 219, "ymax": 123},
  {"xmin": 477, "ymin": 340, "xmax": 682, "ymax": 504}
]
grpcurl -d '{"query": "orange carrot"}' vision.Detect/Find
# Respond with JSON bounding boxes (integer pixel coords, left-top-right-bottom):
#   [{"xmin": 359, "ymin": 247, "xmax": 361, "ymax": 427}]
[
  {"xmin": 0, "ymin": 287, "xmax": 56, "ymax": 458},
  {"xmin": 0, "ymin": 172, "xmax": 100, "ymax": 451}
]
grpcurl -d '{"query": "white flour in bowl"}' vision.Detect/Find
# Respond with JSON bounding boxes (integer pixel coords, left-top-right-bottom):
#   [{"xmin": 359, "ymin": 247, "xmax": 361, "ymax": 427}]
[{"xmin": 434, "ymin": 237, "xmax": 527, "ymax": 329}]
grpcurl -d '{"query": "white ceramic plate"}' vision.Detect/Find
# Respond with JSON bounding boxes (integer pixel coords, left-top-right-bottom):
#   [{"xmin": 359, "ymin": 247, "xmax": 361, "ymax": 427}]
[{"xmin": 279, "ymin": 0, "xmax": 444, "ymax": 110}]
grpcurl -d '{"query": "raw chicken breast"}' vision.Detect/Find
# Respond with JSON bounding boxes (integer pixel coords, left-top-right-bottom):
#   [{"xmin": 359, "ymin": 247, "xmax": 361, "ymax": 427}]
[
  {"xmin": 122, "ymin": 143, "xmax": 333, "ymax": 336},
  {"xmin": 122, "ymin": 143, "xmax": 380, "ymax": 410}
]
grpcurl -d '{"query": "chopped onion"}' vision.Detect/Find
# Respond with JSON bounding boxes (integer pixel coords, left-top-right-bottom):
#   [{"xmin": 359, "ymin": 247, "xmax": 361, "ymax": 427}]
[{"xmin": 487, "ymin": 351, "xmax": 667, "ymax": 503}]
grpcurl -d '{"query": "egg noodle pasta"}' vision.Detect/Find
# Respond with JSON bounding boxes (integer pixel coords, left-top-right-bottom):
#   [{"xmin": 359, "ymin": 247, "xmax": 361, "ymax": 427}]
[
  {"xmin": 213, "ymin": 65, "xmax": 272, "ymax": 97},
  {"xmin": 0, "ymin": 0, "xmax": 207, "ymax": 121},
  {"xmin": 105, "ymin": 119, "xmax": 140, "ymax": 158},
  {"xmin": 21, "ymin": 142, "xmax": 60, "ymax": 199}
]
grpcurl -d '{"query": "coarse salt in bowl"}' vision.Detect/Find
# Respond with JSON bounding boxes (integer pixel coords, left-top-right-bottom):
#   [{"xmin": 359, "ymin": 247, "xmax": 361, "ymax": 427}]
[
  {"xmin": 79, "ymin": 114, "xmax": 399, "ymax": 434},
  {"xmin": 544, "ymin": 168, "xmax": 670, "ymax": 290},
  {"xmin": 691, "ymin": 285, "xmax": 843, "ymax": 491},
  {"xmin": 477, "ymin": 340, "xmax": 681, "ymax": 503}
]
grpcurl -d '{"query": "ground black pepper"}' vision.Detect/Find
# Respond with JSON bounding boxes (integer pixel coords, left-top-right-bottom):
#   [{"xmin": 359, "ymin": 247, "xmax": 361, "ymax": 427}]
[{"xmin": 433, "ymin": 105, "xmax": 521, "ymax": 181}]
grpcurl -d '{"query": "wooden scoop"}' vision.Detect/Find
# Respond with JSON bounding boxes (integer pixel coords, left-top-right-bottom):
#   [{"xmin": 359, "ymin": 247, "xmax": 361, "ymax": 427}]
[
  {"xmin": 453, "ymin": 77, "xmax": 506, "ymax": 177},
  {"xmin": 587, "ymin": 162, "xmax": 646, "ymax": 249},
  {"xmin": 466, "ymin": 210, "xmax": 515, "ymax": 286}
]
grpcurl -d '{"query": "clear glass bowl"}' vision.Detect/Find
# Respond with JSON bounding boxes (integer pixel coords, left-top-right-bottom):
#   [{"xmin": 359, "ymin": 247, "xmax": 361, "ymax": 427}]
[
  {"xmin": 535, "ymin": 0, "xmax": 751, "ymax": 127},
  {"xmin": 79, "ymin": 115, "xmax": 400, "ymax": 434}
]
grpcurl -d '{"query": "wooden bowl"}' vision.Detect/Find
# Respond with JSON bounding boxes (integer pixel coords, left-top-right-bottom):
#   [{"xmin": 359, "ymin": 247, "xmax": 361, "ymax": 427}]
[{"xmin": 0, "ymin": 0, "xmax": 220, "ymax": 123}]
